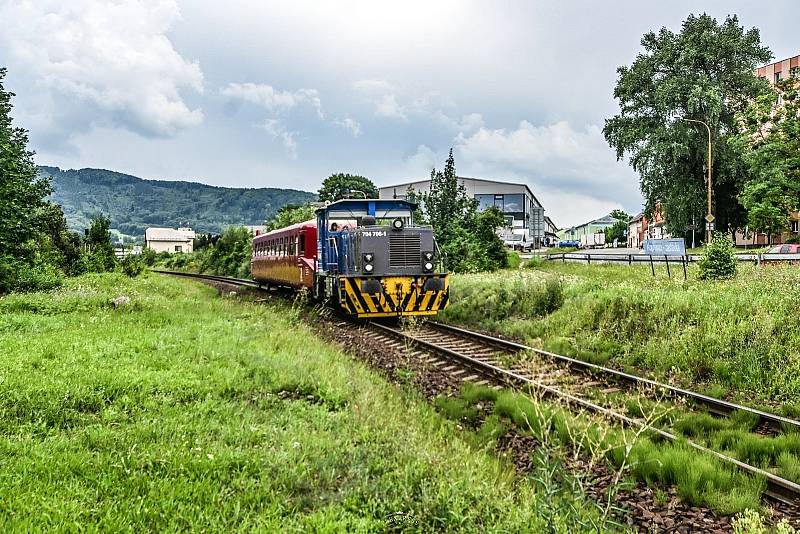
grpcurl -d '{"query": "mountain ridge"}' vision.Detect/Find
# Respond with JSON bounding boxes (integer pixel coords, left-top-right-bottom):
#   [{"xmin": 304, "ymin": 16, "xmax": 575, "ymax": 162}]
[{"xmin": 40, "ymin": 166, "xmax": 316, "ymax": 240}]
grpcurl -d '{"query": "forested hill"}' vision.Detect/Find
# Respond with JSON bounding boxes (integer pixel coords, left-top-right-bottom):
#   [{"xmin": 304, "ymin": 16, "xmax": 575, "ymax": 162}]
[{"xmin": 40, "ymin": 166, "xmax": 316, "ymax": 239}]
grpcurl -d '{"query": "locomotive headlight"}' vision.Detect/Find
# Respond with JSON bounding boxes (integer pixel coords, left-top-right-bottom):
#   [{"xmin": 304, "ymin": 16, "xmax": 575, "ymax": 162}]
[
  {"xmin": 362, "ymin": 252, "xmax": 375, "ymax": 274},
  {"xmin": 423, "ymin": 251, "xmax": 434, "ymax": 261},
  {"xmin": 392, "ymin": 218, "xmax": 404, "ymax": 231},
  {"xmin": 424, "ymin": 262, "xmax": 434, "ymax": 272}
]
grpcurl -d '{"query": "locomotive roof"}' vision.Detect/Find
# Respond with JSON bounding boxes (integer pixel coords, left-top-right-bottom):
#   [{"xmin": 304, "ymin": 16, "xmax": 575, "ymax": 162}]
[
  {"xmin": 316, "ymin": 198, "xmax": 417, "ymax": 216},
  {"xmin": 253, "ymin": 219, "xmax": 316, "ymax": 241}
]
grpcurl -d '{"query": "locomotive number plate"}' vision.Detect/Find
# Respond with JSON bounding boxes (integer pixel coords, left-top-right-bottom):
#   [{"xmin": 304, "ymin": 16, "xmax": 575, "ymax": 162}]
[{"xmin": 361, "ymin": 231, "xmax": 387, "ymax": 237}]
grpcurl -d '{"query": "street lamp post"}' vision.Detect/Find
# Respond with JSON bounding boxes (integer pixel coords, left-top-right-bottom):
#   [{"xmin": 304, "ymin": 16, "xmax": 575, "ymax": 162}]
[{"xmin": 681, "ymin": 117, "xmax": 713, "ymax": 244}]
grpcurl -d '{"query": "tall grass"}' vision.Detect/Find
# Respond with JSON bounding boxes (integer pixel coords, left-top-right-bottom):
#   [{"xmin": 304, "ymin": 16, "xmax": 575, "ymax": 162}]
[
  {"xmin": 439, "ymin": 263, "xmax": 800, "ymax": 405},
  {"xmin": 0, "ymin": 272, "xmax": 604, "ymax": 531},
  {"xmin": 436, "ymin": 384, "xmax": 767, "ymax": 516}
]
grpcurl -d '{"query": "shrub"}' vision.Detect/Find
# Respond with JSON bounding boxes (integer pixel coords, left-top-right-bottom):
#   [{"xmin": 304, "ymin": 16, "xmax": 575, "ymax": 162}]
[
  {"xmin": 506, "ymin": 251, "xmax": 521, "ymax": 269},
  {"xmin": 121, "ymin": 255, "xmax": 145, "ymax": 278},
  {"xmin": 140, "ymin": 248, "xmax": 157, "ymax": 266},
  {"xmin": 698, "ymin": 232, "xmax": 737, "ymax": 280},
  {"xmin": 0, "ymin": 257, "xmax": 63, "ymax": 294}
]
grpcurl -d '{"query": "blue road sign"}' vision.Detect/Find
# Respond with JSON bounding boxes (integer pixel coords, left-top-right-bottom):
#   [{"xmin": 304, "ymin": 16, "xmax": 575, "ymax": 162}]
[{"xmin": 644, "ymin": 238, "xmax": 686, "ymax": 256}]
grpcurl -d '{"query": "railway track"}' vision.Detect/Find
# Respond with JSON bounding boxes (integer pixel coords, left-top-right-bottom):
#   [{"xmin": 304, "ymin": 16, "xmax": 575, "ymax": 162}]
[
  {"xmin": 156, "ymin": 270, "xmax": 800, "ymax": 508},
  {"xmin": 366, "ymin": 320, "xmax": 800, "ymax": 507}
]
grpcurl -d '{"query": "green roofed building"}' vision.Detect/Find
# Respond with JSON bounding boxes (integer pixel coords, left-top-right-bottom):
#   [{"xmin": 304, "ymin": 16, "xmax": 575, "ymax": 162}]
[{"xmin": 556, "ymin": 214, "xmax": 618, "ymax": 241}]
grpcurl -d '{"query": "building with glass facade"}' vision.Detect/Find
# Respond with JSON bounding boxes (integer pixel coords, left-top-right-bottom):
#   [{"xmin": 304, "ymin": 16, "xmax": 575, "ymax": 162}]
[{"xmin": 378, "ymin": 177, "xmax": 546, "ymax": 248}]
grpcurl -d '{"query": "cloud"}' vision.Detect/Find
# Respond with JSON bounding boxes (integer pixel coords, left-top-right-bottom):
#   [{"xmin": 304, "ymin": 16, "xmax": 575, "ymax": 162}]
[
  {"xmin": 0, "ymin": 0, "xmax": 204, "ymax": 139},
  {"xmin": 453, "ymin": 119, "xmax": 640, "ymax": 225},
  {"xmin": 405, "ymin": 144, "xmax": 438, "ymax": 175},
  {"xmin": 259, "ymin": 119, "xmax": 298, "ymax": 159},
  {"xmin": 353, "ymin": 79, "xmax": 449, "ymax": 122},
  {"xmin": 335, "ymin": 117, "xmax": 362, "ymax": 137},
  {"xmin": 221, "ymin": 82, "xmax": 324, "ymax": 118}
]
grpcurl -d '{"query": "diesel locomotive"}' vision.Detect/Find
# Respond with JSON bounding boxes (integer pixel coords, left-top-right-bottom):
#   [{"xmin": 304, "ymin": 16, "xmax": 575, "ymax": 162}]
[{"xmin": 251, "ymin": 198, "xmax": 449, "ymax": 318}]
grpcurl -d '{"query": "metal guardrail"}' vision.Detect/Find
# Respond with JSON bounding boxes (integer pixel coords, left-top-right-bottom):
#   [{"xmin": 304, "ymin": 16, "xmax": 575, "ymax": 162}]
[{"xmin": 541, "ymin": 252, "xmax": 800, "ymax": 265}]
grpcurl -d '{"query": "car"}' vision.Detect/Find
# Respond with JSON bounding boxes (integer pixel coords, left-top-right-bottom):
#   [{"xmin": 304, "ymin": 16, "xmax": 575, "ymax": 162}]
[
  {"xmin": 503, "ymin": 234, "xmax": 533, "ymax": 252},
  {"xmin": 557, "ymin": 240, "xmax": 581, "ymax": 249},
  {"xmin": 767, "ymin": 244, "xmax": 800, "ymax": 254}
]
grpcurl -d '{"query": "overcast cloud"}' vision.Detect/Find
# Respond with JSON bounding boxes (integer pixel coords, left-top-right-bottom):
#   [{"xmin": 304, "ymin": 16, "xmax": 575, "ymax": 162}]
[{"xmin": 1, "ymin": 0, "xmax": 797, "ymax": 226}]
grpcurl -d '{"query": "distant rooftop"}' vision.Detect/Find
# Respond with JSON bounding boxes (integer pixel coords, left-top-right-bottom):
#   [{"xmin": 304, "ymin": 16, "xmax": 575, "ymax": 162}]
[{"xmin": 145, "ymin": 227, "xmax": 195, "ymax": 241}]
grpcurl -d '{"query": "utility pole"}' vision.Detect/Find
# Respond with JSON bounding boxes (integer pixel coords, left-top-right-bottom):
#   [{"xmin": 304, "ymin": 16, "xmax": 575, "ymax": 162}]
[{"xmin": 681, "ymin": 118, "xmax": 713, "ymax": 244}]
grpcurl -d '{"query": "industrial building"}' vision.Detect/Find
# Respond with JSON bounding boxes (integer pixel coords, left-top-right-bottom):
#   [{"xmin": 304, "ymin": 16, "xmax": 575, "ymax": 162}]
[
  {"xmin": 145, "ymin": 227, "xmax": 196, "ymax": 253},
  {"xmin": 379, "ymin": 177, "xmax": 546, "ymax": 248}
]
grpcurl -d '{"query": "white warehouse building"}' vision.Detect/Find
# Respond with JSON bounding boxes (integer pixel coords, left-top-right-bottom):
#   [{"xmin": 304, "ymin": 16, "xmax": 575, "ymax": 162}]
[
  {"xmin": 145, "ymin": 227, "xmax": 196, "ymax": 254},
  {"xmin": 378, "ymin": 177, "xmax": 546, "ymax": 248}
]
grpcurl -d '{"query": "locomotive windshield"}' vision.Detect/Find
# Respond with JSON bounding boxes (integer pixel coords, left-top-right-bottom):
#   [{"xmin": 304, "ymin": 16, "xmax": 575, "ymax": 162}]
[{"xmin": 326, "ymin": 206, "xmax": 414, "ymax": 230}]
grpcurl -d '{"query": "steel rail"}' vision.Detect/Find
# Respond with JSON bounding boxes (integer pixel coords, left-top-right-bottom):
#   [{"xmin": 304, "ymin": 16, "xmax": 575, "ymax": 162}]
[
  {"xmin": 151, "ymin": 270, "xmax": 261, "ymax": 288},
  {"xmin": 428, "ymin": 321, "xmax": 800, "ymax": 434},
  {"xmin": 371, "ymin": 322, "xmax": 800, "ymax": 506}
]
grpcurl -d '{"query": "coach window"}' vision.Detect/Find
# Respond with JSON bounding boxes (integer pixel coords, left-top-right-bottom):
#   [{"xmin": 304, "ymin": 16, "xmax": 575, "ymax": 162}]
[{"xmin": 299, "ymin": 233, "xmax": 305, "ymax": 255}]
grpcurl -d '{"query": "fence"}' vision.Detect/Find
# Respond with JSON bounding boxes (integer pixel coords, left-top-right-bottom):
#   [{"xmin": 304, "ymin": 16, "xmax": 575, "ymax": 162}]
[{"xmin": 541, "ymin": 252, "xmax": 800, "ymax": 266}]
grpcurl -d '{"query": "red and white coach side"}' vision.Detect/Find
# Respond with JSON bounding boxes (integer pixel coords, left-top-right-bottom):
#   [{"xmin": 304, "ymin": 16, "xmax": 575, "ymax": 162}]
[{"xmin": 251, "ymin": 220, "xmax": 317, "ymax": 288}]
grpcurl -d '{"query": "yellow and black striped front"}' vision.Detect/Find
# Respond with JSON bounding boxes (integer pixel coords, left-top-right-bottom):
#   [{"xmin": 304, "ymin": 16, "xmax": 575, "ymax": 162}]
[{"xmin": 338, "ymin": 275, "xmax": 449, "ymax": 318}]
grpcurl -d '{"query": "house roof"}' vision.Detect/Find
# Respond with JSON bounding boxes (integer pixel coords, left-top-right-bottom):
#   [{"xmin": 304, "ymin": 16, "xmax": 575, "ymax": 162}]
[{"xmin": 145, "ymin": 227, "xmax": 195, "ymax": 242}]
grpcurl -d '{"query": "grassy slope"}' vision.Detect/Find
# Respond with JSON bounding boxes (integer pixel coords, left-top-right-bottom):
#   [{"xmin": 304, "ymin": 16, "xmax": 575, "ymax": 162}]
[
  {"xmin": 438, "ymin": 263, "xmax": 800, "ymax": 409},
  {"xmin": 0, "ymin": 273, "xmax": 603, "ymax": 532}
]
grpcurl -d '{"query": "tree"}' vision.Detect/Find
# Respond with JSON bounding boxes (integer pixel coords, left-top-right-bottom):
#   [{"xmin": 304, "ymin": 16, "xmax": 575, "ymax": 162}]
[
  {"xmin": 731, "ymin": 70, "xmax": 800, "ymax": 241},
  {"xmin": 266, "ymin": 203, "xmax": 316, "ymax": 231},
  {"xmin": 0, "ymin": 68, "xmax": 52, "ymax": 263},
  {"xmin": 421, "ymin": 149, "xmax": 507, "ymax": 272},
  {"xmin": 604, "ymin": 210, "xmax": 631, "ymax": 244},
  {"xmin": 603, "ymin": 14, "xmax": 772, "ymax": 237},
  {"xmin": 318, "ymin": 173, "xmax": 378, "ymax": 202},
  {"xmin": 38, "ymin": 203, "xmax": 83, "ymax": 275},
  {"xmin": 86, "ymin": 215, "xmax": 117, "ymax": 272},
  {"xmin": 698, "ymin": 232, "xmax": 737, "ymax": 280}
]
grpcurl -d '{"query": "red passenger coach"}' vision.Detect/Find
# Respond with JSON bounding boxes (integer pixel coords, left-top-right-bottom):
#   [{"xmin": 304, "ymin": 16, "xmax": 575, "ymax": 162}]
[{"xmin": 251, "ymin": 220, "xmax": 317, "ymax": 288}]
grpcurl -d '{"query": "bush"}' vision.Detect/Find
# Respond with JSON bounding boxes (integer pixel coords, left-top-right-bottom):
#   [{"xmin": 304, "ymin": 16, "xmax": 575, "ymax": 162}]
[
  {"xmin": 698, "ymin": 233, "xmax": 737, "ymax": 280},
  {"xmin": 121, "ymin": 255, "xmax": 145, "ymax": 278},
  {"xmin": 0, "ymin": 258, "xmax": 63, "ymax": 294},
  {"xmin": 140, "ymin": 248, "xmax": 157, "ymax": 267},
  {"xmin": 506, "ymin": 251, "xmax": 521, "ymax": 269}
]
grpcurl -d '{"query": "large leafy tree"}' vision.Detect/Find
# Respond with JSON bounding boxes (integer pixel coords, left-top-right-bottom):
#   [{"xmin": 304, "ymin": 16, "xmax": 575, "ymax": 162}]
[
  {"xmin": 731, "ymin": 71, "xmax": 800, "ymax": 241},
  {"xmin": 0, "ymin": 68, "xmax": 52, "ymax": 262},
  {"xmin": 422, "ymin": 149, "xmax": 507, "ymax": 272},
  {"xmin": 604, "ymin": 210, "xmax": 631, "ymax": 244},
  {"xmin": 266, "ymin": 203, "xmax": 316, "ymax": 231},
  {"xmin": 603, "ymin": 14, "xmax": 772, "ymax": 237},
  {"xmin": 318, "ymin": 173, "xmax": 378, "ymax": 202}
]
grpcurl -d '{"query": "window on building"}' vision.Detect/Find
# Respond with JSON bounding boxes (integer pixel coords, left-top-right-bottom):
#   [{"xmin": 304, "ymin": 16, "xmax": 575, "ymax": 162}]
[
  {"xmin": 475, "ymin": 194, "xmax": 494, "ymax": 211},
  {"xmin": 503, "ymin": 194, "xmax": 524, "ymax": 213},
  {"xmin": 494, "ymin": 194, "xmax": 504, "ymax": 211},
  {"xmin": 775, "ymin": 71, "xmax": 783, "ymax": 83},
  {"xmin": 175, "ymin": 245, "xmax": 182, "ymax": 253}
]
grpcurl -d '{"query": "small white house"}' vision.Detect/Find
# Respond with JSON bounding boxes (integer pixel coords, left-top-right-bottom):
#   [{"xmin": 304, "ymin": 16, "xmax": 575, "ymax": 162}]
[{"xmin": 145, "ymin": 227, "xmax": 196, "ymax": 254}]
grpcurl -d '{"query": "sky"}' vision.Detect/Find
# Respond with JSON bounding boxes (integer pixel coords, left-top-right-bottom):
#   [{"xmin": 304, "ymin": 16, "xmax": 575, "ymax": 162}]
[{"xmin": 1, "ymin": 1, "xmax": 797, "ymax": 227}]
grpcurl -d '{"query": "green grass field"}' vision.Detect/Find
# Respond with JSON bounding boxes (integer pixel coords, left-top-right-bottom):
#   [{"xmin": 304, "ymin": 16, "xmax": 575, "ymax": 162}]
[
  {"xmin": 438, "ymin": 262, "xmax": 800, "ymax": 410},
  {"xmin": 0, "ymin": 273, "xmax": 609, "ymax": 532}
]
